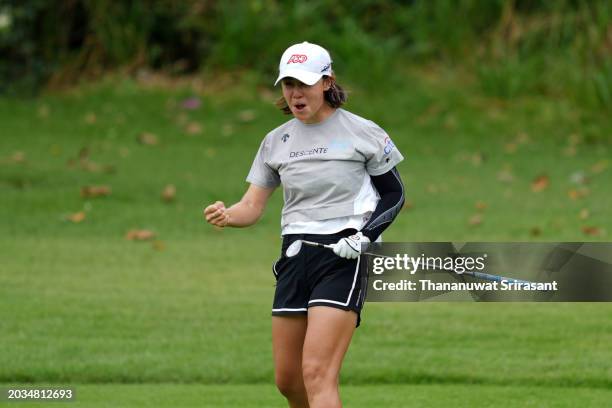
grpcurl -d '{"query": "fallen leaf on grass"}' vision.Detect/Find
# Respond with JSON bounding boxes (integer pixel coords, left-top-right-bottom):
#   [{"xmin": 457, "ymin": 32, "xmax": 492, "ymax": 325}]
[
  {"xmin": 81, "ymin": 185, "xmax": 111, "ymax": 198},
  {"xmin": 471, "ymin": 152, "xmax": 484, "ymax": 167},
  {"xmin": 84, "ymin": 112, "xmax": 97, "ymax": 124},
  {"xmin": 581, "ymin": 226, "xmax": 601, "ymax": 237},
  {"xmin": 468, "ymin": 214, "xmax": 483, "ymax": 226},
  {"xmin": 161, "ymin": 184, "xmax": 176, "ymax": 202},
  {"xmin": 475, "ymin": 201, "xmax": 488, "ymax": 211},
  {"xmin": 568, "ymin": 133, "xmax": 582, "ymax": 146},
  {"xmin": 504, "ymin": 132, "xmax": 529, "ymax": 153},
  {"xmin": 486, "ymin": 106, "xmax": 503, "ymax": 120},
  {"xmin": 443, "ymin": 114, "xmax": 457, "ymax": 130},
  {"xmin": 497, "ymin": 168, "xmax": 514, "ymax": 183},
  {"xmin": 515, "ymin": 132, "xmax": 530, "ymax": 145},
  {"xmin": 258, "ymin": 87, "xmax": 276, "ymax": 103},
  {"xmin": 563, "ymin": 146, "xmax": 577, "ymax": 157},
  {"xmin": 119, "ymin": 147, "xmax": 130, "ymax": 158},
  {"xmin": 567, "ymin": 188, "xmax": 590, "ymax": 200},
  {"xmin": 138, "ymin": 132, "xmax": 159, "ymax": 145},
  {"xmin": 579, "ymin": 209, "xmax": 590, "ymax": 220},
  {"xmin": 591, "ymin": 160, "xmax": 608, "ymax": 174},
  {"xmin": 185, "ymin": 122, "xmax": 202, "ymax": 135},
  {"xmin": 417, "ymin": 104, "xmax": 442, "ymax": 125},
  {"xmin": 81, "ymin": 160, "xmax": 115, "ymax": 174},
  {"xmin": 66, "ymin": 211, "xmax": 86, "ymax": 223},
  {"xmin": 66, "ymin": 147, "xmax": 115, "ymax": 173},
  {"xmin": 529, "ymin": 227, "xmax": 542, "ymax": 237},
  {"xmin": 401, "ymin": 200, "xmax": 413, "ymax": 211},
  {"xmin": 10, "ymin": 151, "xmax": 26, "ymax": 163},
  {"xmin": 78, "ymin": 147, "xmax": 89, "ymax": 159},
  {"xmin": 152, "ymin": 240, "xmax": 165, "ymax": 251},
  {"xmin": 238, "ymin": 109, "xmax": 256, "ymax": 122},
  {"xmin": 504, "ymin": 143, "xmax": 517, "ymax": 154},
  {"xmin": 531, "ymin": 174, "xmax": 550, "ymax": 192},
  {"xmin": 125, "ymin": 229, "xmax": 156, "ymax": 241}
]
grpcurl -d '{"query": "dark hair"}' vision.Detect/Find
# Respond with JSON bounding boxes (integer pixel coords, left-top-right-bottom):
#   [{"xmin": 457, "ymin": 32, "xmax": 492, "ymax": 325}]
[{"xmin": 275, "ymin": 75, "xmax": 348, "ymax": 114}]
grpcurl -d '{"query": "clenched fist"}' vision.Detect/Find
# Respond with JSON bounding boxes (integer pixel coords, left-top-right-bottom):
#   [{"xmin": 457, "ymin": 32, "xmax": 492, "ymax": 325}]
[{"xmin": 203, "ymin": 201, "xmax": 230, "ymax": 228}]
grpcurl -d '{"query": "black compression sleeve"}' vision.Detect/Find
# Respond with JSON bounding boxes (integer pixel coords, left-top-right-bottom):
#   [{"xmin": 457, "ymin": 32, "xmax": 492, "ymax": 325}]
[{"xmin": 361, "ymin": 167, "xmax": 405, "ymax": 242}]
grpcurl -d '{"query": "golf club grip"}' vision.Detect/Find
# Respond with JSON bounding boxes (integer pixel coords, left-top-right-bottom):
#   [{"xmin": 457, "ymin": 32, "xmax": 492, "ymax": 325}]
[{"xmin": 466, "ymin": 271, "xmax": 532, "ymax": 285}]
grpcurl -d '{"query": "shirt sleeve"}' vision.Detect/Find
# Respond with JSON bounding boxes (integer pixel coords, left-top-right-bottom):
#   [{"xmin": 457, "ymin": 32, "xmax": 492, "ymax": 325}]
[
  {"xmin": 357, "ymin": 122, "xmax": 404, "ymax": 176},
  {"xmin": 246, "ymin": 137, "xmax": 281, "ymax": 189},
  {"xmin": 360, "ymin": 167, "xmax": 405, "ymax": 242}
]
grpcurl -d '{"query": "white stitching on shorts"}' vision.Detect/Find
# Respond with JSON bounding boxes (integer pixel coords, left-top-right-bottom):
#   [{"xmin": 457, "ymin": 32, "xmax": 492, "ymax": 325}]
[{"xmin": 308, "ymin": 256, "xmax": 360, "ymax": 307}]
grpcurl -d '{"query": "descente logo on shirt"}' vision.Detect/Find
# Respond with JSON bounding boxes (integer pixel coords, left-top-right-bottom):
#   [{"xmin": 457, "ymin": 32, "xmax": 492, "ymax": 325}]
[{"xmin": 289, "ymin": 147, "xmax": 328, "ymax": 158}]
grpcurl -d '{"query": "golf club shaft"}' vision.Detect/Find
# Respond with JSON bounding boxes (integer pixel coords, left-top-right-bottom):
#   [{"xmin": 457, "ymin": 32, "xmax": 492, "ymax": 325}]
[
  {"xmin": 302, "ymin": 240, "xmax": 394, "ymax": 258},
  {"xmin": 302, "ymin": 240, "xmax": 335, "ymax": 250},
  {"xmin": 463, "ymin": 271, "xmax": 532, "ymax": 285}
]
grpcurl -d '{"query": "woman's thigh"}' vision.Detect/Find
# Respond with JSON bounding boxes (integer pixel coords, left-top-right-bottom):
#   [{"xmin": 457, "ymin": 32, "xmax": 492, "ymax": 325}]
[
  {"xmin": 302, "ymin": 306, "xmax": 357, "ymax": 376},
  {"xmin": 272, "ymin": 315, "xmax": 308, "ymax": 378}
]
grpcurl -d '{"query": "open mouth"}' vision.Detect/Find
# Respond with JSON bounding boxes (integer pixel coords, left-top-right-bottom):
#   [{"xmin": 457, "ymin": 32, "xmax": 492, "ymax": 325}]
[{"xmin": 294, "ymin": 103, "xmax": 306, "ymax": 112}]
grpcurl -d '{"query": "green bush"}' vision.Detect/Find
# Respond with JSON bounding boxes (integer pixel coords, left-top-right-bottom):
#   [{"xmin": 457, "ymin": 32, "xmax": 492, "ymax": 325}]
[{"xmin": 0, "ymin": 0, "xmax": 610, "ymax": 110}]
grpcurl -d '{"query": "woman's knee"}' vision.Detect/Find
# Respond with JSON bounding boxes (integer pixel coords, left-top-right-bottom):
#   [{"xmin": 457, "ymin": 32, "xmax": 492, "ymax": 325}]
[
  {"xmin": 275, "ymin": 370, "xmax": 305, "ymax": 398},
  {"xmin": 302, "ymin": 359, "xmax": 336, "ymax": 390}
]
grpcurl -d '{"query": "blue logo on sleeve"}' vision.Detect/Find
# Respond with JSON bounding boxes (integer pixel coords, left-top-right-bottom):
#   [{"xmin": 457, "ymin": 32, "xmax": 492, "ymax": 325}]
[{"xmin": 383, "ymin": 137, "xmax": 395, "ymax": 155}]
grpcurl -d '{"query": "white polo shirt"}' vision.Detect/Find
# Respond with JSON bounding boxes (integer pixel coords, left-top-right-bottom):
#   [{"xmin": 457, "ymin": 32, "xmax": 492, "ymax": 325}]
[{"xmin": 246, "ymin": 108, "xmax": 404, "ymax": 233}]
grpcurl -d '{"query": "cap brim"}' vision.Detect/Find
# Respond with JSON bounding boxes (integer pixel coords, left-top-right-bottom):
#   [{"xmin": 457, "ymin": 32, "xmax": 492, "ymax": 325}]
[{"xmin": 274, "ymin": 69, "xmax": 323, "ymax": 86}]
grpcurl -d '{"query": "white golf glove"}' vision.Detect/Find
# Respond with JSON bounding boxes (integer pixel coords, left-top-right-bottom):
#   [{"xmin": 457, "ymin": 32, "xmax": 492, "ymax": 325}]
[{"xmin": 333, "ymin": 232, "xmax": 370, "ymax": 259}]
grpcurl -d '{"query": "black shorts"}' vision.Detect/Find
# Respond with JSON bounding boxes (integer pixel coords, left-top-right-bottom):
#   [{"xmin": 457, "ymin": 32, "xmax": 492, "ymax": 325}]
[{"xmin": 271, "ymin": 229, "xmax": 368, "ymax": 327}]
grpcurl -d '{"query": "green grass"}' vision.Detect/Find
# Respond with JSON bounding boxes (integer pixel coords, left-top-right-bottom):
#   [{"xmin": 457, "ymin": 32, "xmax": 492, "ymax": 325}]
[
  {"xmin": 1, "ymin": 69, "xmax": 611, "ymax": 406},
  {"xmin": 2, "ymin": 237, "xmax": 612, "ymax": 386}
]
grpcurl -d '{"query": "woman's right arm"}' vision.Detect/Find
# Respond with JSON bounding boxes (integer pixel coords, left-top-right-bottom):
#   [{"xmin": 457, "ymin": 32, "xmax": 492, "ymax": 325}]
[{"xmin": 203, "ymin": 184, "xmax": 276, "ymax": 228}]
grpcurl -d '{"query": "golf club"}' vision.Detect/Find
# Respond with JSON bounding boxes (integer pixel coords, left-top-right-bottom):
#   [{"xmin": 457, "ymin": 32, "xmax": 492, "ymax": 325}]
[
  {"xmin": 285, "ymin": 239, "xmax": 387, "ymax": 258},
  {"xmin": 285, "ymin": 239, "xmax": 542, "ymax": 286},
  {"xmin": 460, "ymin": 271, "xmax": 532, "ymax": 285}
]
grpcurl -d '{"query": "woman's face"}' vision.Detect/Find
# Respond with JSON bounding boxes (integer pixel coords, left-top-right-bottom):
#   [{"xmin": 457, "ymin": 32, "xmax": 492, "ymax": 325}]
[{"xmin": 281, "ymin": 77, "xmax": 334, "ymax": 124}]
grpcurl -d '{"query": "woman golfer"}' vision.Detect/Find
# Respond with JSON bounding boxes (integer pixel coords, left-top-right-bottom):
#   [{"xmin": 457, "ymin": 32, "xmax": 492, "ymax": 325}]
[{"xmin": 204, "ymin": 41, "xmax": 404, "ymax": 408}]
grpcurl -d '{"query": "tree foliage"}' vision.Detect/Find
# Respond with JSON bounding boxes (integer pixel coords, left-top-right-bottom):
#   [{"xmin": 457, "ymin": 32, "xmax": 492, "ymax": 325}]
[{"xmin": 0, "ymin": 0, "xmax": 610, "ymax": 107}]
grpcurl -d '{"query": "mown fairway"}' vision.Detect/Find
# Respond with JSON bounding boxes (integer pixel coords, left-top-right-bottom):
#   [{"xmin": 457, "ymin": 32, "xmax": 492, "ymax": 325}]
[{"xmin": 1, "ymin": 70, "xmax": 611, "ymax": 406}]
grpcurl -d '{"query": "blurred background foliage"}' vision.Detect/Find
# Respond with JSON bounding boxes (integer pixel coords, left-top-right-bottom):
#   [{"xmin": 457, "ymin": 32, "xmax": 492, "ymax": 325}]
[{"xmin": 0, "ymin": 0, "xmax": 610, "ymax": 109}]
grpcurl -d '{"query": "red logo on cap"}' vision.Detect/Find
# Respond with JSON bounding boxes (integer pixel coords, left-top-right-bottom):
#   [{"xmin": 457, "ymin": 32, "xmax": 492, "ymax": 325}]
[{"xmin": 287, "ymin": 54, "xmax": 308, "ymax": 64}]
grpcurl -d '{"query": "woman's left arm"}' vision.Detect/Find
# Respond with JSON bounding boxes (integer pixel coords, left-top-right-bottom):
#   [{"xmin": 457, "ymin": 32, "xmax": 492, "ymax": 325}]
[
  {"xmin": 332, "ymin": 167, "xmax": 405, "ymax": 259},
  {"xmin": 361, "ymin": 167, "xmax": 405, "ymax": 242}
]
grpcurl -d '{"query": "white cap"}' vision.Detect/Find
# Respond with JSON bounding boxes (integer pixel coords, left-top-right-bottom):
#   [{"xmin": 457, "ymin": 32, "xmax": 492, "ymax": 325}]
[{"xmin": 274, "ymin": 41, "xmax": 333, "ymax": 86}]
